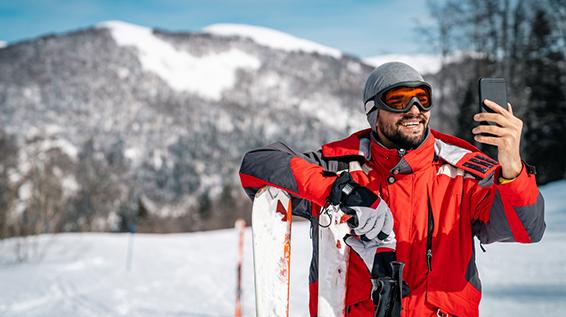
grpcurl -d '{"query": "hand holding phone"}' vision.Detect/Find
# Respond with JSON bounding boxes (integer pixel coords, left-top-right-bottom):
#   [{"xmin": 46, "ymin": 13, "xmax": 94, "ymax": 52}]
[{"xmin": 473, "ymin": 77, "xmax": 524, "ymax": 179}]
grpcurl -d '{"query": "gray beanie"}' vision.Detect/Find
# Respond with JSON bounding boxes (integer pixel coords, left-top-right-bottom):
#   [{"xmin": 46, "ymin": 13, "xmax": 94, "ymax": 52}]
[{"xmin": 362, "ymin": 62, "xmax": 431, "ymax": 130}]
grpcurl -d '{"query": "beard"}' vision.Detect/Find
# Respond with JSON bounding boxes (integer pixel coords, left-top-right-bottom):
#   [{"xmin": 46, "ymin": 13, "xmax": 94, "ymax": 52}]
[{"xmin": 377, "ymin": 112, "xmax": 429, "ymax": 149}]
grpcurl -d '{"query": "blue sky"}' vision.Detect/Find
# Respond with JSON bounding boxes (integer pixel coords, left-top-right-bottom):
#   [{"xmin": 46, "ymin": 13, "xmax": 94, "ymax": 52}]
[{"xmin": 0, "ymin": 0, "xmax": 435, "ymax": 57}]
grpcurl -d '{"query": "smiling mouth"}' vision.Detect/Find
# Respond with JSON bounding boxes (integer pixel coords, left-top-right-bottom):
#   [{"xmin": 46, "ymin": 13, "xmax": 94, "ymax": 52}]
[
  {"xmin": 397, "ymin": 114, "xmax": 427, "ymax": 130},
  {"xmin": 401, "ymin": 121, "xmax": 421, "ymax": 127},
  {"xmin": 399, "ymin": 119, "xmax": 425, "ymax": 128}
]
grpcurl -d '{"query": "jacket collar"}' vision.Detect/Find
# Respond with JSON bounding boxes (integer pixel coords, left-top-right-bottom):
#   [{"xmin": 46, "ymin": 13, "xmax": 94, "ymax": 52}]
[
  {"xmin": 369, "ymin": 128, "xmax": 435, "ymax": 175},
  {"xmin": 321, "ymin": 128, "xmax": 497, "ymax": 178},
  {"xmin": 321, "ymin": 128, "xmax": 435, "ymax": 175}
]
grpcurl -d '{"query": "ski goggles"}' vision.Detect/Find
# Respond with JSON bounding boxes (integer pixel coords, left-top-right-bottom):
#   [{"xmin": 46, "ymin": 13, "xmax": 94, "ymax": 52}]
[{"xmin": 365, "ymin": 83, "xmax": 433, "ymax": 114}]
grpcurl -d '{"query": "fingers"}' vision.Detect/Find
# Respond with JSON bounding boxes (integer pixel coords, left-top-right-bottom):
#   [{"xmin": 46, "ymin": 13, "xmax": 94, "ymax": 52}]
[
  {"xmin": 381, "ymin": 210, "xmax": 393, "ymax": 236},
  {"xmin": 482, "ymin": 99, "xmax": 512, "ymax": 118},
  {"xmin": 476, "ymin": 100, "xmax": 520, "ymax": 128},
  {"xmin": 356, "ymin": 212, "xmax": 385, "ymax": 240},
  {"xmin": 473, "ymin": 101, "xmax": 523, "ymax": 147},
  {"xmin": 473, "ymin": 112, "xmax": 511, "ymax": 127},
  {"xmin": 472, "ymin": 124, "xmax": 507, "ymax": 137},
  {"xmin": 344, "ymin": 201, "xmax": 394, "ymax": 241},
  {"xmin": 473, "ymin": 134, "xmax": 501, "ymax": 146},
  {"xmin": 342, "ymin": 206, "xmax": 356, "ymax": 216}
]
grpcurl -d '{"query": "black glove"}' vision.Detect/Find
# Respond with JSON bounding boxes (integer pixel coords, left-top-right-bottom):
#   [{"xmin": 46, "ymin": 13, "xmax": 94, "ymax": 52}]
[
  {"xmin": 329, "ymin": 172, "xmax": 394, "ymax": 243},
  {"xmin": 328, "ymin": 172, "xmax": 379, "ymax": 207}
]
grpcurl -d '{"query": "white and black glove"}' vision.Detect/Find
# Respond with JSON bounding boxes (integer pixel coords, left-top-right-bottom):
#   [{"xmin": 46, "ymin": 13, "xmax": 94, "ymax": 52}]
[
  {"xmin": 327, "ymin": 172, "xmax": 396, "ymax": 272},
  {"xmin": 327, "ymin": 172, "xmax": 409, "ymax": 310},
  {"xmin": 343, "ymin": 203, "xmax": 394, "ymax": 241}
]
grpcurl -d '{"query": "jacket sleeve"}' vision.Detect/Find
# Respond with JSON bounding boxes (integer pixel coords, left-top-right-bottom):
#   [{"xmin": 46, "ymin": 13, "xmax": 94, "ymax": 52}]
[
  {"xmin": 239, "ymin": 142, "xmax": 337, "ymax": 212},
  {"xmin": 470, "ymin": 162, "xmax": 545, "ymax": 244}
]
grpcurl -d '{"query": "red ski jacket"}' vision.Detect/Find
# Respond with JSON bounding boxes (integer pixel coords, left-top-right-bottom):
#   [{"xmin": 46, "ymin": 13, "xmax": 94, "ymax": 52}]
[{"xmin": 240, "ymin": 128, "xmax": 545, "ymax": 317}]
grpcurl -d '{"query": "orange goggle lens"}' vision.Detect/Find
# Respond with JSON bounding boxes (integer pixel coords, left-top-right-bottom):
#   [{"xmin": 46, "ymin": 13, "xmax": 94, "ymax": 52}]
[{"xmin": 381, "ymin": 86, "xmax": 431, "ymax": 111}]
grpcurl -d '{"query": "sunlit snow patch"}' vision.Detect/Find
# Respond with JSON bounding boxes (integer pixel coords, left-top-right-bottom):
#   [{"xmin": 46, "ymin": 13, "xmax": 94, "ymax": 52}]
[
  {"xmin": 98, "ymin": 21, "xmax": 261, "ymax": 100},
  {"xmin": 364, "ymin": 54, "xmax": 442, "ymax": 75},
  {"xmin": 203, "ymin": 23, "xmax": 343, "ymax": 59}
]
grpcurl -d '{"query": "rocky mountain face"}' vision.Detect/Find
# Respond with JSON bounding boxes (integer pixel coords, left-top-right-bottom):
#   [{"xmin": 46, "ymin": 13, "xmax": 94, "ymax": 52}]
[{"xmin": 0, "ymin": 22, "xmax": 386, "ymax": 234}]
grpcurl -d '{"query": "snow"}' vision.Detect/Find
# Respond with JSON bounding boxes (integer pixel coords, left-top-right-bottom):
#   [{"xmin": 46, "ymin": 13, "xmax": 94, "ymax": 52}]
[
  {"xmin": 203, "ymin": 24, "xmax": 343, "ymax": 59},
  {"xmin": 24, "ymin": 125, "xmax": 79, "ymax": 160},
  {"xmin": 364, "ymin": 51, "xmax": 488, "ymax": 75},
  {"xmin": 124, "ymin": 147, "xmax": 141, "ymax": 165},
  {"xmin": 364, "ymin": 54, "xmax": 442, "ymax": 74},
  {"xmin": 97, "ymin": 21, "xmax": 261, "ymax": 100},
  {"xmin": 299, "ymin": 93, "xmax": 351, "ymax": 131},
  {"xmin": 61, "ymin": 175, "xmax": 79, "ymax": 198},
  {"xmin": 0, "ymin": 41, "xmax": 6, "ymax": 48},
  {"xmin": 1, "ymin": 181, "xmax": 565, "ymax": 317}
]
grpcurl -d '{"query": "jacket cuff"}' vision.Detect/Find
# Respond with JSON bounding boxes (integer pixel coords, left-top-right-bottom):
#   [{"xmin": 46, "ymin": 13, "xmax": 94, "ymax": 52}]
[
  {"xmin": 497, "ymin": 162, "xmax": 539, "ymax": 206},
  {"xmin": 497, "ymin": 165, "xmax": 522, "ymax": 185}
]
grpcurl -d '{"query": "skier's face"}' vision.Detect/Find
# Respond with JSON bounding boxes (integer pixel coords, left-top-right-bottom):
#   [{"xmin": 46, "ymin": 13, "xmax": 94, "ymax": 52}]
[{"xmin": 375, "ymin": 104, "xmax": 430, "ymax": 149}]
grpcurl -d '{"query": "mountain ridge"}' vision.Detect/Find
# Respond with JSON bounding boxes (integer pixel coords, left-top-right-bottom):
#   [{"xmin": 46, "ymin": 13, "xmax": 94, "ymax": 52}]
[{"xmin": 0, "ymin": 21, "xmax": 377, "ymax": 233}]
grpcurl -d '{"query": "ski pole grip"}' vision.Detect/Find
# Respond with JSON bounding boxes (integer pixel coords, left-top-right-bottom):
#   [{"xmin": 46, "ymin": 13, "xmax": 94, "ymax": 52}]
[
  {"xmin": 390, "ymin": 261, "xmax": 404, "ymax": 281},
  {"xmin": 390, "ymin": 261, "xmax": 405, "ymax": 313}
]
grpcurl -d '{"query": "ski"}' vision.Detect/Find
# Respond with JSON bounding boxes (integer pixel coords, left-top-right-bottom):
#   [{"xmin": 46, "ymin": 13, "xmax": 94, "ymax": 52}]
[
  {"xmin": 252, "ymin": 186, "xmax": 293, "ymax": 317},
  {"xmin": 317, "ymin": 204, "xmax": 350, "ymax": 317}
]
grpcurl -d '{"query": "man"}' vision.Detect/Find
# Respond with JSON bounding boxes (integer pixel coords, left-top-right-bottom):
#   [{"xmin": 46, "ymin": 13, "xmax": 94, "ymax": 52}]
[{"xmin": 239, "ymin": 62, "xmax": 545, "ymax": 316}]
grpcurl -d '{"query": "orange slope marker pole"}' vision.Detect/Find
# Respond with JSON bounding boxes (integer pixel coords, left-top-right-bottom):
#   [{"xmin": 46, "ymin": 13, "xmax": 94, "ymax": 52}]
[{"xmin": 235, "ymin": 219, "xmax": 246, "ymax": 317}]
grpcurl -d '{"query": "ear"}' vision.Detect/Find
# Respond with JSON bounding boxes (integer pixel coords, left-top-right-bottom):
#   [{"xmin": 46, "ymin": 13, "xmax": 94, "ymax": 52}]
[{"xmin": 367, "ymin": 108, "xmax": 379, "ymax": 131}]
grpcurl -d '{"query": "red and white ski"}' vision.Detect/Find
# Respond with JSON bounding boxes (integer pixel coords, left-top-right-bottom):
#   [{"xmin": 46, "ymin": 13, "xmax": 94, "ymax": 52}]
[
  {"xmin": 252, "ymin": 186, "xmax": 349, "ymax": 317},
  {"xmin": 318, "ymin": 205, "xmax": 350, "ymax": 317},
  {"xmin": 252, "ymin": 186, "xmax": 293, "ymax": 317}
]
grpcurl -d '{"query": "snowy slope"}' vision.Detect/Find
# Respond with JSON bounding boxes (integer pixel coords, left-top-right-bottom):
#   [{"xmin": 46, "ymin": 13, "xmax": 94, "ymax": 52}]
[
  {"xmin": 0, "ymin": 41, "xmax": 6, "ymax": 48},
  {"xmin": 203, "ymin": 24, "xmax": 342, "ymax": 58},
  {"xmin": 98, "ymin": 21, "xmax": 261, "ymax": 100},
  {"xmin": 364, "ymin": 54, "xmax": 442, "ymax": 74},
  {"xmin": 1, "ymin": 181, "xmax": 564, "ymax": 317}
]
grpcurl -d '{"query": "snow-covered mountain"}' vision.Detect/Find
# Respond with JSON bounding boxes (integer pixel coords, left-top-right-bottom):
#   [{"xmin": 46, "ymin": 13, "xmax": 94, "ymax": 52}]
[
  {"xmin": 203, "ymin": 23, "xmax": 343, "ymax": 58},
  {"xmin": 0, "ymin": 180, "xmax": 564, "ymax": 317},
  {"xmin": 0, "ymin": 21, "xmax": 387, "ymax": 233},
  {"xmin": 364, "ymin": 54, "xmax": 442, "ymax": 75}
]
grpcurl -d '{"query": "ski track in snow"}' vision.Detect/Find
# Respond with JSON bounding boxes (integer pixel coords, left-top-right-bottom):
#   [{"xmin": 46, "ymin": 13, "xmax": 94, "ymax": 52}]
[{"xmin": 0, "ymin": 181, "xmax": 565, "ymax": 317}]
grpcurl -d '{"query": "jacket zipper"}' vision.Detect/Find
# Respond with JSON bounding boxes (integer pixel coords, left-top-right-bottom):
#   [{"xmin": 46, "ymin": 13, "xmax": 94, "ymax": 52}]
[{"xmin": 426, "ymin": 196, "xmax": 434, "ymax": 272}]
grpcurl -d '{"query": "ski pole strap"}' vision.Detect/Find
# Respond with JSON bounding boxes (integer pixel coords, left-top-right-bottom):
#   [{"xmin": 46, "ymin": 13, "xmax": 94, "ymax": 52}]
[{"xmin": 318, "ymin": 201, "xmax": 334, "ymax": 228}]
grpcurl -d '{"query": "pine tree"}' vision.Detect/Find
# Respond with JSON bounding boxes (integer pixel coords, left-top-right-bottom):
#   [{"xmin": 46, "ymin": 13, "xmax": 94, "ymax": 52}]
[{"xmin": 523, "ymin": 8, "xmax": 566, "ymax": 183}]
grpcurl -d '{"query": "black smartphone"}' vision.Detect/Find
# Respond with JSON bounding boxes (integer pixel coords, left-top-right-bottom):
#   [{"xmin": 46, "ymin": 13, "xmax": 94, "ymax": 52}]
[{"xmin": 478, "ymin": 77, "xmax": 508, "ymax": 120}]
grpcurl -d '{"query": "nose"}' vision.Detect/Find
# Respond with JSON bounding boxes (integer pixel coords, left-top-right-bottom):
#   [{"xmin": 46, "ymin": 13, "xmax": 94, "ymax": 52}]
[{"xmin": 406, "ymin": 103, "xmax": 421, "ymax": 115}]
